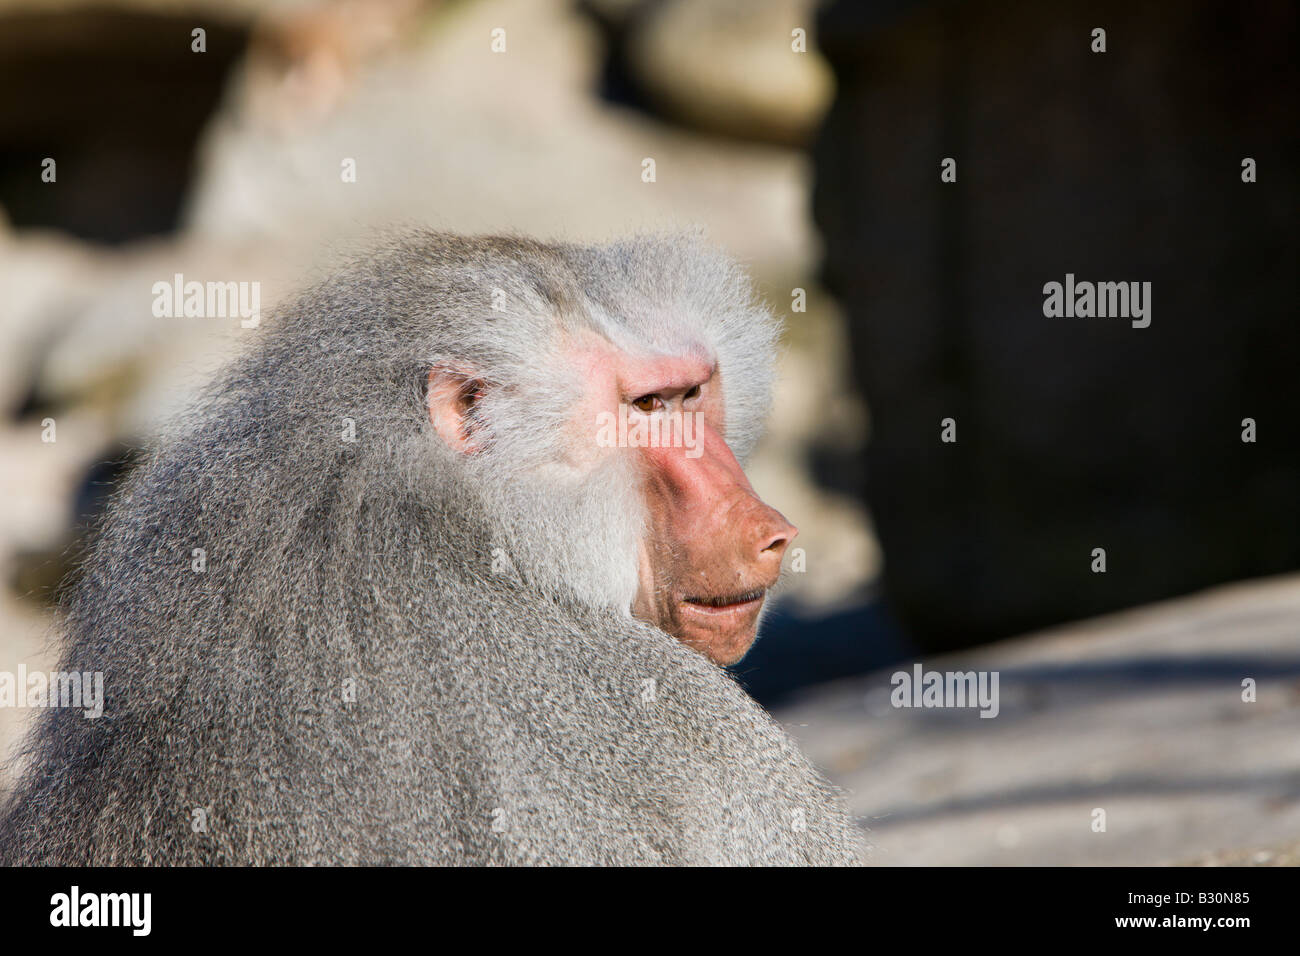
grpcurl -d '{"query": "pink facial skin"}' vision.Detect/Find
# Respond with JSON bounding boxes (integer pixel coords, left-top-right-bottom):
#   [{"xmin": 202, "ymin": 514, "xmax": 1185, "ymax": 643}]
[
  {"xmin": 572, "ymin": 339, "xmax": 797, "ymax": 666},
  {"xmin": 430, "ymin": 338, "xmax": 796, "ymax": 667}
]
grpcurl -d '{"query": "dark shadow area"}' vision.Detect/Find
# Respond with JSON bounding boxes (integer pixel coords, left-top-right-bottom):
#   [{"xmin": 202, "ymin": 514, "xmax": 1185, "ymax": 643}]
[
  {"xmin": 863, "ymin": 768, "xmax": 1300, "ymax": 828},
  {"xmin": 850, "ymin": 653, "xmax": 1300, "ymax": 731},
  {"xmin": 576, "ymin": 0, "xmax": 659, "ymax": 113},
  {"xmin": 731, "ymin": 596, "xmax": 916, "ymax": 707},
  {"xmin": 991, "ymin": 654, "xmax": 1300, "ymax": 687},
  {"xmin": 0, "ymin": 9, "xmax": 249, "ymax": 243},
  {"xmin": 814, "ymin": 0, "xmax": 1300, "ymax": 655}
]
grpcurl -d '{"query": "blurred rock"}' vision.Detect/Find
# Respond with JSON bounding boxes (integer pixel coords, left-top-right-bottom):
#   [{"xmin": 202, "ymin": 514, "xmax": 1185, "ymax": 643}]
[
  {"xmin": 241, "ymin": 0, "xmax": 431, "ymax": 133},
  {"xmin": 35, "ymin": 239, "xmax": 295, "ymax": 438},
  {"xmin": 0, "ymin": 223, "xmax": 103, "ymax": 413},
  {"xmin": 626, "ymin": 0, "xmax": 833, "ymax": 146},
  {"xmin": 185, "ymin": 0, "xmax": 817, "ymax": 273},
  {"xmin": 1, "ymin": 230, "xmax": 293, "ymax": 435},
  {"xmin": 748, "ymin": 274, "xmax": 878, "ymax": 609},
  {"xmin": 1185, "ymin": 838, "xmax": 1300, "ymax": 867},
  {"xmin": 0, "ymin": 588, "xmax": 56, "ymax": 794}
]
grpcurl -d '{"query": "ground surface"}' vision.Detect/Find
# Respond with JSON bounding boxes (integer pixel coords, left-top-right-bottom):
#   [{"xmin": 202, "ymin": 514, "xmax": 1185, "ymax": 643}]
[{"xmin": 777, "ymin": 574, "xmax": 1300, "ymax": 865}]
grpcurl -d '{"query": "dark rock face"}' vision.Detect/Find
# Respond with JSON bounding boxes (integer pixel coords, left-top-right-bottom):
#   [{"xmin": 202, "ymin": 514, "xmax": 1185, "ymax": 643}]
[{"xmin": 813, "ymin": 0, "xmax": 1299, "ymax": 651}]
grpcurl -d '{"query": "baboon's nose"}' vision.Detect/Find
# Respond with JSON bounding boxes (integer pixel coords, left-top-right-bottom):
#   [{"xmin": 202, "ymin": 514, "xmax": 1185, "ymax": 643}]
[{"xmin": 755, "ymin": 511, "xmax": 796, "ymax": 563}]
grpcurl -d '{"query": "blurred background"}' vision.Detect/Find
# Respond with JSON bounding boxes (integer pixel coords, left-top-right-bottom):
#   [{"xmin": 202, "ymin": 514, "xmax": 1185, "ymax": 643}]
[{"xmin": 0, "ymin": 0, "xmax": 1296, "ymax": 864}]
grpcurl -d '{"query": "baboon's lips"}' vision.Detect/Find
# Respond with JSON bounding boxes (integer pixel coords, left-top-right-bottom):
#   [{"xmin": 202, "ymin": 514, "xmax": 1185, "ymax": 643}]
[{"xmin": 682, "ymin": 587, "xmax": 766, "ymax": 610}]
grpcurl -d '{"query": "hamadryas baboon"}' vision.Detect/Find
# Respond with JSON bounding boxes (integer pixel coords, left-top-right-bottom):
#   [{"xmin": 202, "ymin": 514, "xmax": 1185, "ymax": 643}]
[{"xmin": 0, "ymin": 231, "xmax": 858, "ymax": 865}]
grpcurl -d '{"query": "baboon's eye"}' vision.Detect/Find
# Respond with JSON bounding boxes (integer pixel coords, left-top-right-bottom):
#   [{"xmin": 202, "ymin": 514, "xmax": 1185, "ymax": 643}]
[
  {"xmin": 684, "ymin": 385, "xmax": 701, "ymax": 401},
  {"xmin": 631, "ymin": 394, "xmax": 661, "ymax": 413}
]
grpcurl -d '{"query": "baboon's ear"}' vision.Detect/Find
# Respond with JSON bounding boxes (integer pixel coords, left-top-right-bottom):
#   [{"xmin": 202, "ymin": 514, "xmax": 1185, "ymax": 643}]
[{"xmin": 427, "ymin": 366, "xmax": 488, "ymax": 454}]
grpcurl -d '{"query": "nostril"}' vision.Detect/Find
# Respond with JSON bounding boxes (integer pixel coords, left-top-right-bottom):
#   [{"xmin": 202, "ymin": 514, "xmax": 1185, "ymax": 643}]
[
  {"xmin": 762, "ymin": 535, "xmax": 789, "ymax": 554},
  {"xmin": 760, "ymin": 522, "xmax": 797, "ymax": 556}
]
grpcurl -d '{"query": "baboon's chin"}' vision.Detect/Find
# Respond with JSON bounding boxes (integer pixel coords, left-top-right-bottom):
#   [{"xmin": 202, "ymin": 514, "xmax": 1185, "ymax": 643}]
[{"xmin": 671, "ymin": 595, "xmax": 766, "ymax": 666}]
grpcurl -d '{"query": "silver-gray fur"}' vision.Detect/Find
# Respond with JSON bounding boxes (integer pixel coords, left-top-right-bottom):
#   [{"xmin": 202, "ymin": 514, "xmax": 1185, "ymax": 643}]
[{"xmin": 0, "ymin": 231, "xmax": 858, "ymax": 865}]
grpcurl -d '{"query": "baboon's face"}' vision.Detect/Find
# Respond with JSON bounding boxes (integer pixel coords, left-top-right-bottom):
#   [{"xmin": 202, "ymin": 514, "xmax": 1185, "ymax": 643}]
[
  {"xmin": 428, "ymin": 336, "xmax": 794, "ymax": 667},
  {"xmin": 572, "ymin": 340, "xmax": 796, "ymax": 666}
]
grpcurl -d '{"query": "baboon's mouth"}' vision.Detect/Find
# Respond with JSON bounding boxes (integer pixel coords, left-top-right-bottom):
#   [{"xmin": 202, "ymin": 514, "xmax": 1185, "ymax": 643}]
[{"xmin": 682, "ymin": 588, "xmax": 767, "ymax": 610}]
